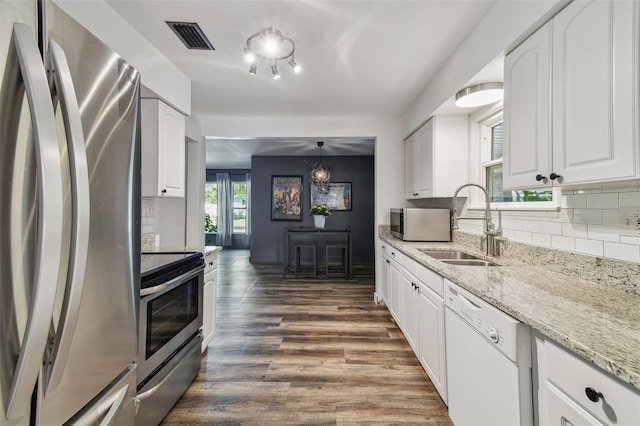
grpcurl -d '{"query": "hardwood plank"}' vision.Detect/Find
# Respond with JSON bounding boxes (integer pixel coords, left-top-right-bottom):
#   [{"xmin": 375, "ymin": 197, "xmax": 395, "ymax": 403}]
[{"xmin": 161, "ymin": 249, "xmax": 451, "ymax": 425}]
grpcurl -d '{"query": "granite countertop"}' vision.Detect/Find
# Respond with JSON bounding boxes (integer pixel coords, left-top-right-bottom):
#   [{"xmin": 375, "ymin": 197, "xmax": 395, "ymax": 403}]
[
  {"xmin": 379, "ymin": 228, "xmax": 640, "ymax": 392},
  {"xmin": 204, "ymin": 246, "xmax": 223, "ymax": 255}
]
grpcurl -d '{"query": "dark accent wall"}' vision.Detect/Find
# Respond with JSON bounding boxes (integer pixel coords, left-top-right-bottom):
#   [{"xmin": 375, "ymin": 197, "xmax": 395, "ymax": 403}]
[{"xmin": 251, "ymin": 155, "xmax": 375, "ymax": 264}]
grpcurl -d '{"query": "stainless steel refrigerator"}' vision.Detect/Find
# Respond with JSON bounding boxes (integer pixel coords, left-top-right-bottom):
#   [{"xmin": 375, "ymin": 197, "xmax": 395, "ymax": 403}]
[{"xmin": 0, "ymin": 1, "xmax": 140, "ymax": 424}]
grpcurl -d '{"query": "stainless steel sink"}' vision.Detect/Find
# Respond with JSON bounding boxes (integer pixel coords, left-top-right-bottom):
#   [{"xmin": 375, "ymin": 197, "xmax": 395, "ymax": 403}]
[
  {"xmin": 418, "ymin": 249, "xmax": 498, "ymax": 266},
  {"xmin": 440, "ymin": 259, "xmax": 497, "ymax": 267},
  {"xmin": 418, "ymin": 249, "xmax": 481, "ymax": 260}
]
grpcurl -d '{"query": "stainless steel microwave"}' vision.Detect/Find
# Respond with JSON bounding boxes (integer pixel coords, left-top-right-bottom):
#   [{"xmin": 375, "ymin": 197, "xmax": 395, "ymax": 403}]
[{"xmin": 390, "ymin": 208, "xmax": 451, "ymax": 241}]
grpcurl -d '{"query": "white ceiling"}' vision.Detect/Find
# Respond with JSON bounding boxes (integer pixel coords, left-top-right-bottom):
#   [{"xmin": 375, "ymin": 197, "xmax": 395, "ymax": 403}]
[
  {"xmin": 205, "ymin": 137, "xmax": 375, "ymax": 169},
  {"xmin": 105, "ymin": 0, "xmax": 501, "ymax": 167}
]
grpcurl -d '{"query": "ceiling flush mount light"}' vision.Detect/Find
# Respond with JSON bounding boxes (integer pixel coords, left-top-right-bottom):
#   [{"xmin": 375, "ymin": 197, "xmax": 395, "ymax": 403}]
[
  {"xmin": 244, "ymin": 27, "xmax": 301, "ymax": 78},
  {"xmin": 455, "ymin": 82, "xmax": 504, "ymax": 108},
  {"xmin": 310, "ymin": 141, "xmax": 331, "ymax": 191}
]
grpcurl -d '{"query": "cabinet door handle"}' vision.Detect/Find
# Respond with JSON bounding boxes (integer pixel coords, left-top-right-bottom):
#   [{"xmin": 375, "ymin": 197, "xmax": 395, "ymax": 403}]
[
  {"xmin": 161, "ymin": 188, "xmax": 167, "ymax": 194},
  {"xmin": 550, "ymin": 173, "xmax": 562, "ymax": 182},
  {"xmin": 535, "ymin": 174, "xmax": 548, "ymax": 184},
  {"xmin": 585, "ymin": 387, "xmax": 603, "ymax": 403}
]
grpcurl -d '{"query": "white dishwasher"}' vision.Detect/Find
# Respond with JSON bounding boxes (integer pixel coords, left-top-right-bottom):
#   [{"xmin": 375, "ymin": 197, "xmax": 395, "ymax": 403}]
[{"xmin": 444, "ymin": 279, "xmax": 533, "ymax": 426}]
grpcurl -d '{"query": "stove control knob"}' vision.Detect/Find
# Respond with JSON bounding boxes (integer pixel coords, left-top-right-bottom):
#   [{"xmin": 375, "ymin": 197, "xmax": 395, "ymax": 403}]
[{"xmin": 489, "ymin": 328, "xmax": 499, "ymax": 344}]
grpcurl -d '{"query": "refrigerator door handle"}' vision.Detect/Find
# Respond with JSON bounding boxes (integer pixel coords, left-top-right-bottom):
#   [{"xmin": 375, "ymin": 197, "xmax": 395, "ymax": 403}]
[
  {"xmin": 99, "ymin": 384, "xmax": 129, "ymax": 426},
  {"xmin": 3, "ymin": 24, "xmax": 64, "ymax": 420},
  {"xmin": 44, "ymin": 39, "xmax": 91, "ymax": 393}
]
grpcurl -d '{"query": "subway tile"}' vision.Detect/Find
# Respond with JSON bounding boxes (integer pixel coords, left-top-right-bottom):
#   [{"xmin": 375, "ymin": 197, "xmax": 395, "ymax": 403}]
[
  {"xmin": 619, "ymin": 192, "xmax": 640, "ymax": 208},
  {"xmin": 587, "ymin": 224, "xmax": 620, "ymax": 242},
  {"xmin": 551, "ymin": 235, "xmax": 575, "ymax": 251},
  {"xmin": 514, "ymin": 231, "xmax": 532, "ymax": 244},
  {"xmin": 586, "ymin": 193, "xmax": 618, "ymax": 209},
  {"xmin": 604, "ymin": 242, "xmax": 640, "ymax": 263},
  {"xmin": 508, "ymin": 219, "xmax": 524, "ymax": 231},
  {"xmin": 601, "ymin": 181, "xmax": 639, "ymax": 193},
  {"xmin": 574, "ymin": 185, "xmax": 603, "ymax": 194},
  {"xmin": 559, "ymin": 208, "xmax": 574, "ymax": 223},
  {"xmin": 531, "ymin": 233, "xmax": 552, "ymax": 247},
  {"xmin": 562, "ymin": 223, "xmax": 588, "ymax": 238},
  {"xmin": 540, "ymin": 221, "xmax": 562, "ymax": 235},
  {"xmin": 620, "ymin": 235, "xmax": 640, "ymax": 245},
  {"xmin": 562, "ymin": 194, "xmax": 587, "ymax": 208},
  {"xmin": 575, "ymin": 238, "xmax": 604, "ymax": 257},
  {"xmin": 602, "ymin": 209, "xmax": 622, "ymax": 226},
  {"xmin": 502, "ymin": 229, "xmax": 516, "ymax": 240},
  {"xmin": 522, "ymin": 221, "xmax": 541, "ymax": 233},
  {"xmin": 573, "ymin": 209, "xmax": 602, "ymax": 225}
]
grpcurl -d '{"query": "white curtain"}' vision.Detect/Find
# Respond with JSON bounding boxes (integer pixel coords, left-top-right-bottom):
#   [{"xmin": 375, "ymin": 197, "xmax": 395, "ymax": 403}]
[
  {"xmin": 245, "ymin": 172, "xmax": 251, "ymax": 236},
  {"xmin": 216, "ymin": 173, "xmax": 233, "ymax": 246}
]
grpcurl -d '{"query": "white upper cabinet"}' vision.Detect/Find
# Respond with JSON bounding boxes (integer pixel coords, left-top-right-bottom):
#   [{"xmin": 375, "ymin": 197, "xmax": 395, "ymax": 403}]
[
  {"xmin": 405, "ymin": 116, "xmax": 468, "ymax": 199},
  {"xmin": 504, "ymin": 0, "xmax": 639, "ymax": 189},
  {"xmin": 503, "ymin": 21, "xmax": 552, "ymax": 190},
  {"xmin": 141, "ymin": 99, "xmax": 186, "ymax": 197}
]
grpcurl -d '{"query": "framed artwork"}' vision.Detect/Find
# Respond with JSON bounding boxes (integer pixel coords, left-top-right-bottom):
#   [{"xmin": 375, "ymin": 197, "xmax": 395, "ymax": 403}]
[
  {"xmin": 271, "ymin": 176, "xmax": 303, "ymax": 221},
  {"xmin": 310, "ymin": 182, "xmax": 352, "ymax": 211}
]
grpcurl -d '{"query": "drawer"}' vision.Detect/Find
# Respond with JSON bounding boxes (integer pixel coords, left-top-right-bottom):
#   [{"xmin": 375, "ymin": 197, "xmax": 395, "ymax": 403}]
[
  {"xmin": 404, "ymin": 256, "xmax": 443, "ymax": 296},
  {"xmin": 545, "ymin": 382, "xmax": 604, "ymax": 426},
  {"xmin": 545, "ymin": 340, "xmax": 640, "ymax": 425},
  {"xmin": 379, "ymin": 240, "xmax": 388, "ymax": 255},
  {"xmin": 204, "ymin": 250, "xmax": 218, "ymax": 274},
  {"xmin": 386, "ymin": 246, "xmax": 404, "ymax": 266}
]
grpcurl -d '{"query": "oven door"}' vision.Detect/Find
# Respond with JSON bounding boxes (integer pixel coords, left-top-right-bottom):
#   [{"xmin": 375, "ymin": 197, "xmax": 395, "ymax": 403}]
[{"xmin": 138, "ymin": 265, "xmax": 204, "ymax": 383}]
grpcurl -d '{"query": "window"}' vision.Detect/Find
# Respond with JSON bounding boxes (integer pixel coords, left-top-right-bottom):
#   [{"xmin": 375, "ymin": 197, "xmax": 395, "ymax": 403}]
[
  {"xmin": 232, "ymin": 182, "xmax": 247, "ymax": 233},
  {"xmin": 474, "ymin": 106, "xmax": 557, "ymax": 210},
  {"xmin": 205, "ymin": 182, "xmax": 217, "ymax": 232}
]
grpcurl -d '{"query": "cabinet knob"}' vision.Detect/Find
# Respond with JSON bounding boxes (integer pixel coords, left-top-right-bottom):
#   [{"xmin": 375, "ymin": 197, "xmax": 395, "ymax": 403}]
[
  {"xmin": 585, "ymin": 387, "xmax": 603, "ymax": 403},
  {"xmin": 161, "ymin": 188, "xmax": 167, "ymax": 194},
  {"xmin": 550, "ymin": 173, "xmax": 562, "ymax": 182},
  {"xmin": 535, "ymin": 174, "xmax": 548, "ymax": 183},
  {"xmin": 209, "ymin": 261, "xmax": 214, "ymax": 266}
]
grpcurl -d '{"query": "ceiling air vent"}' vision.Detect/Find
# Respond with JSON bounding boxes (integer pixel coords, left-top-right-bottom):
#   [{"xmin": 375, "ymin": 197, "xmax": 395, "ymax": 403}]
[{"xmin": 166, "ymin": 21, "xmax": 215, "ymax": 50}]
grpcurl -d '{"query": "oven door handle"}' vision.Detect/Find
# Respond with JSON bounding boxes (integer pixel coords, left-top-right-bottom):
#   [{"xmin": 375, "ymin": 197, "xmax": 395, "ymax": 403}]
[{"xmin": 140, "ymin": 264, "xmax": 205, "ymax": 297}]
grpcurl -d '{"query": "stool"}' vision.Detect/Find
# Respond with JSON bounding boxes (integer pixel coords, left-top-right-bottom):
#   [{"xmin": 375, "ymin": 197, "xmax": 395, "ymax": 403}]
[
  {"xmin": 294, "ymin": 243, "xmax": 317, "ymax": 278},
  {"xmin": 325, "ymin": 243, "xmax": 348, "ymax": 278}
]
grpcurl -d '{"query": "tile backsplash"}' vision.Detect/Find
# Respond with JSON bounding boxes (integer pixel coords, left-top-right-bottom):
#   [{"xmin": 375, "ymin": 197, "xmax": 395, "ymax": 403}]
[
  {"xmin": 458, "ymin": 182, "xmax": 640, "ymax": 264},
  {"xmin": 141, "ymin": 197, "xmax": 155, "ymax": 251}
]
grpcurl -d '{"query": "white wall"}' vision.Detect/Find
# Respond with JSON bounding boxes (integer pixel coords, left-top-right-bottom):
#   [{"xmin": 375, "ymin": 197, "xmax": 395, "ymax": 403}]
[
  {"xmin": 402, "ymin": 0, "xmax": 566, "ymax": 136},
  {"xmin": 52, "ymin": 0, "xmax": 191, "ymax": 115},
  {"xmin": 199, "ymin": 115, "xmax": 406, "ymax": 231}
]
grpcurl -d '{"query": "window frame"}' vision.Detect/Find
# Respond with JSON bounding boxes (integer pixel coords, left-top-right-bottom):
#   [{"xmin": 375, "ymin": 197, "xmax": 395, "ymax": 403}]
[
  {"xmin": 468, "ymin": 102, "xmax": 560, "ymax": 211},
  {"xmin": 232, "ymin": 181, "xmax": 247, "ymax": 234}
]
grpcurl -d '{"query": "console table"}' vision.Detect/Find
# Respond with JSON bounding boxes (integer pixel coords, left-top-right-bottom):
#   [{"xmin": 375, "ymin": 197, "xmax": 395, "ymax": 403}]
[{"xmin": 282, "ymin": 227, "xmax": 352, "ymax": 279}]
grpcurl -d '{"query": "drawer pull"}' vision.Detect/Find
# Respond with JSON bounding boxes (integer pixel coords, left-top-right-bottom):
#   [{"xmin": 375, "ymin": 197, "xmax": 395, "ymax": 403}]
[{"xmin": 585, "ymin": 387, "xmax": 603, "ymax": 402}]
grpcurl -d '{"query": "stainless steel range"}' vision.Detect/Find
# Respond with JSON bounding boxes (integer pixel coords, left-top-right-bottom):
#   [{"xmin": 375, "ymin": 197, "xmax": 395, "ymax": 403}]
[{"xmin": 136, "ymin": 251, "xmax": 205, "ymax": 425}]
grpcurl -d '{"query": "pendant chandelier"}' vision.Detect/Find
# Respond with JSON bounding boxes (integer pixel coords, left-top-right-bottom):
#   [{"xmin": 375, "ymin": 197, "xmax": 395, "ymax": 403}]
[
  {"xmin": 243, "ymin": 27, "xmax": 301, "ymax": 79},
  {"xmin": 310, "ymin": 141, "xmax": 331, "ymax": 191}
]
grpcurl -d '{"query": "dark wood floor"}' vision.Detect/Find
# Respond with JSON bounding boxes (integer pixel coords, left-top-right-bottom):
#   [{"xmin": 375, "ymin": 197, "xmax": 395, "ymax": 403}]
[{"xmin": 161, "ymin": 250, "xmax": 452, "ymax": 425}]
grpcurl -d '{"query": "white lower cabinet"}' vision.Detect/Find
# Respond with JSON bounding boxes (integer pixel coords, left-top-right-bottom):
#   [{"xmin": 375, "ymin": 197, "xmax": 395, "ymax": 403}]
[
  {"xmin": 536, "ymin": 336, "xmax": 640, "ymax": 426},
  {"xmin": 201, "ymin": 250, "xmax": 218, "ymax": 352},
  {"xmin": 401, "ymin": 270, "xmax": 419, "ymax": 353},
  {"xmin": 379, "ymin": 244, "xmax": 447, "ymax": 404},
  {"xmin": 388, "ymin": 256, "xmax": 403, "ymax": 327},
  {"xmin": 378, "ymin": 242, "xmax": 390, "ymax": 305},
  {"xmin": 416, "ymin": 280, "xmax": 446, "ymax": 404}
]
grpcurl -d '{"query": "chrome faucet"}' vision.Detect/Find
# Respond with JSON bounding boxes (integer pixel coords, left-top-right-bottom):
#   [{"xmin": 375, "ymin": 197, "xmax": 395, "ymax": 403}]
[{"xmin": 452, "ymin": 183, "xmax": 502, "ymax": 256}]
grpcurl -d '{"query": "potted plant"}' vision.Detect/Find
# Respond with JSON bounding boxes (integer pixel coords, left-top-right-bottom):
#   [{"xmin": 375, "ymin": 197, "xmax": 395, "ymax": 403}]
[
  {"xmin": 205, "ymin": 213, "xmax": 218, "ymax": 245},
  {"xmin": 310, "ymin": 204, "xmax": 331, "ymax": 228}
]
